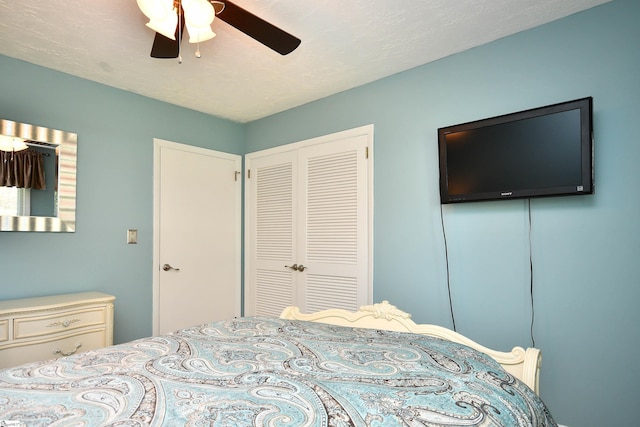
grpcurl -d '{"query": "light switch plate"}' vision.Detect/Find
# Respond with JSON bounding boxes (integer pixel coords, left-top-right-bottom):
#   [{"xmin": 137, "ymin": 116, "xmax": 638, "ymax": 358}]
[{"xmin": 127, "ymin": 229, "xmax": 138, "ymax": 244}]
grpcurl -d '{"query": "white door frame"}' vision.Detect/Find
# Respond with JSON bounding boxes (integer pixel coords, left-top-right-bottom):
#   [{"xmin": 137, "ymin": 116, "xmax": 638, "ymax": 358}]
[{"xmin": 152, "ymin": 138, "xmax": 242, "ymax": 335}]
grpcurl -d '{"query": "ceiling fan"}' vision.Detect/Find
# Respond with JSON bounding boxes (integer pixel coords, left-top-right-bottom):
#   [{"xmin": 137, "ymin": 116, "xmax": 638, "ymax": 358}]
[{"xmin": 137, "ymin": 0, "xmax": 301, "ymax": 59}]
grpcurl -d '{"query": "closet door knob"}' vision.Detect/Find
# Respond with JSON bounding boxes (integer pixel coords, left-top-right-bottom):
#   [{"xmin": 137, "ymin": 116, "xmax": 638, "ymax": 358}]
[
  {"xmin": 297, "ymin": 264, "xmax": 306, "ymax": 272},
  {"xmin": 285, "ymin": 264, "xmax": 298, "ymax": 271},
  {"xmin": 162, "ymin": 264, "xmax": 180, "ymax": 272}
]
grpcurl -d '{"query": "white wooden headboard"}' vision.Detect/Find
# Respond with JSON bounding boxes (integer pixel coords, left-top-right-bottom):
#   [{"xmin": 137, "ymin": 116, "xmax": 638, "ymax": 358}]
[{"xmin": 280, "ymin": 300, "xmax": 542, "ymax": 395}]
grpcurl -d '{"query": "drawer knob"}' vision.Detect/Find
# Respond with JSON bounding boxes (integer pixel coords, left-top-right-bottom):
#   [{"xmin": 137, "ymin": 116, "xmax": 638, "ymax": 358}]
[
  {"xmin": 47, "ymin": 318, "xmax": 80, "ymax": 328},
  {"xmin": 52, "ymin": 341, "xmax": 82, "ymax": 357}
]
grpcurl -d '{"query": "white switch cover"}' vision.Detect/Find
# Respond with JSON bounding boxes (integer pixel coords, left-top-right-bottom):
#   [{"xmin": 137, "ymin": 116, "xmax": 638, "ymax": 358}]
[{"xmin": 127, "ymin": 229, "xmax": 138, "ymax": 244}]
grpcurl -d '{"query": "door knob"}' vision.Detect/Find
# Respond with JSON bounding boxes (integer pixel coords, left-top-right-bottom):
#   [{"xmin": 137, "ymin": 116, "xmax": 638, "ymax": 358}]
[
  {"xmin": 162, "ymin": 264, "xmax": 180, "ymax": 272},
  {"xmin": 285, "ymin": 264, "xmax": 298, "ymax": 271},
  {"xmin": 297, "ymin": 264, "xmax": 306, "ymax": 272}
]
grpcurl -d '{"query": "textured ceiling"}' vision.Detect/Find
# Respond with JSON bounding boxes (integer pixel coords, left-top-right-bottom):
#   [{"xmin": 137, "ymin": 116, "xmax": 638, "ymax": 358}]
[{"xmin": 0, "ymin": 0, "xmax": 609, "ymax": 123}]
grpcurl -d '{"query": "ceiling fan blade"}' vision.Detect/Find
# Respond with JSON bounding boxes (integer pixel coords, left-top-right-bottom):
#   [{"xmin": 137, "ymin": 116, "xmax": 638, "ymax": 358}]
[
  {"xmin": 150, "ymin": 33, "xmax": 179, "ymax": 58},
  {"xmin": 150, "ymin": 14, "xmax": 186, "ymax": 58},
  {"xmin": 217, "ymin": 1, "xmax": 301, "ymax": 55}
]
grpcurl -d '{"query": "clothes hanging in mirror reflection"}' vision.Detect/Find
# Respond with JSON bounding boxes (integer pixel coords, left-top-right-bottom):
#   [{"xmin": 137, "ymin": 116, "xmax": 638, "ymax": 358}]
[{"xmin": 0, "ymin": 149, "xmax": 46, "ymax": 190}]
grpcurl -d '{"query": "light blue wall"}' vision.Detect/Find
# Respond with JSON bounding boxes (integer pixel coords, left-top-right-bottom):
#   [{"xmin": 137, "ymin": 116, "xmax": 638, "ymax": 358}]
[
  {"xmin": 245, "ymin": 1, "xmax": 640, "ymax": 426},
  {"xmin": 1, "ymin": 0, "xmax": 638, "ymax": 425},
  {"xmin": 0, "ymin": 55, "xmax": 244, "ymax": 344}
]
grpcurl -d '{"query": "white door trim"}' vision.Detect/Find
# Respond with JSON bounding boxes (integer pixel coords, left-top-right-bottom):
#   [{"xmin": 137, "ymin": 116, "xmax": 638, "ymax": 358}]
[{"xmin": 153, "ymin": 138, "xmax": 242, "ymax": 335}]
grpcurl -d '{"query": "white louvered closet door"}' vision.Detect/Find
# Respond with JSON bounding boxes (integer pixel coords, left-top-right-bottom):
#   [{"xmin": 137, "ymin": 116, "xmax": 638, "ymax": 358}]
[
  {"xmin": 244, "ymin": 126, "xmax": 373, "ymax": 317},
  {"xmin": 298, "ymin": 136, "xmax": 369, "ymax": 313},
  {"xmin": 245, "ymin": 150, "xmax": 299, "ymax": 316}
]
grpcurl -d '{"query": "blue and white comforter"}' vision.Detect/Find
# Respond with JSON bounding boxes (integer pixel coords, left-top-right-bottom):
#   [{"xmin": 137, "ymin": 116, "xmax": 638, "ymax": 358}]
[{"xmin": 0, "ymin": 316, "xmax": 557, "ymax": 426}]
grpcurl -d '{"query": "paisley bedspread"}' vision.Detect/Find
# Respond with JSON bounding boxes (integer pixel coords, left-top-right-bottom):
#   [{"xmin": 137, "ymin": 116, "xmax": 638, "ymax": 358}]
[{"xmin": 0, "ymin": 316, "xmax": 557, "ymax": 426}]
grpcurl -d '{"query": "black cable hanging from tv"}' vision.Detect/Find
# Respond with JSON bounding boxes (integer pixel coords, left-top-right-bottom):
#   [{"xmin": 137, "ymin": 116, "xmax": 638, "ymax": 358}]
[
  {"xmin": 439, "ymin": 200, "xmax": 537, "ymax": 344},
  {"xmin": 528, "ymin": 199, "xmax": 536, "ymax": 348},
  {"xmin": 440, "ymin": 203, "xmax": 457, "ymax": 331}
]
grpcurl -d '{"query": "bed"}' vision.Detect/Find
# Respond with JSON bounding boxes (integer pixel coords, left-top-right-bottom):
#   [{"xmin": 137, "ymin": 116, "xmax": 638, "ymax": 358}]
[
  {"xmin": 0, "ymin": 301, "xmax": 556, "ymax": 426},
  {"xmin": 280, "ymin": 300, "xmax": 542, "ymax": 395}
]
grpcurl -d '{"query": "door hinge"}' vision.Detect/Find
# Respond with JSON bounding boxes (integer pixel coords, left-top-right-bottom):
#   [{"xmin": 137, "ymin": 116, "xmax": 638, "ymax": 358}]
[
  {"xmin": 365, "ymin": 146, "xmax": 369, "ymax": 159},
  {"xmin": 247, "ymin": 169, "xmax": 251, "ymax": 179}
]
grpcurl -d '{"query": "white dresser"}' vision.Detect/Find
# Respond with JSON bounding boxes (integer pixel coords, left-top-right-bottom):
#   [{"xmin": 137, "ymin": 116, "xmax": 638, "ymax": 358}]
[{"xmin": 0, "ymin": 292, "xmax": 115, "ymax": 369}]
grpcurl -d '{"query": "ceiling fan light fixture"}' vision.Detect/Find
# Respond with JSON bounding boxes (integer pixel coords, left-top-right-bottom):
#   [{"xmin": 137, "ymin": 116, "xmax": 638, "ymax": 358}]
[
  {"xmin": 187, "ymin": 26, "xmax": 216, "ymax": 44},
  {"xmin": 146, "ymin": 16, "xmax": 179, "ymax": 41},
  {"xmin": 182, "ymin": 0, "xmax": 217, "ymax": 43},
  {"xmin": 137, "ymin": 0, "xmax": 178, "ymax": 40},
  {"xmin": 145, "ymin": 0, "xmax": 301, "ymax": 59}
]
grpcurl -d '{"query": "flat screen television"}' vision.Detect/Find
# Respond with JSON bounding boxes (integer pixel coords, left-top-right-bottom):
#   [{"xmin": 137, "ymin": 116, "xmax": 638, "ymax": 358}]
[{"xmin": 438, "ymin": 97, "xmax": 593, "ymax": 204}]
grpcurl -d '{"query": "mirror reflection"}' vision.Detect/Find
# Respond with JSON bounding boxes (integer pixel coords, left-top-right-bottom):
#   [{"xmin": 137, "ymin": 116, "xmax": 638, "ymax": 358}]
[{"xmin": 0, "ymin": 119, "xmax": 77, "ymax": 232}]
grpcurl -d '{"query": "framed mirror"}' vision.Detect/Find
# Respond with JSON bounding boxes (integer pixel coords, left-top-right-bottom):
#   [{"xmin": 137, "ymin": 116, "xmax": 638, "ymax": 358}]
[{"xmin": 0, "ymin": 119, "xmax": 77, "ymax": 232}]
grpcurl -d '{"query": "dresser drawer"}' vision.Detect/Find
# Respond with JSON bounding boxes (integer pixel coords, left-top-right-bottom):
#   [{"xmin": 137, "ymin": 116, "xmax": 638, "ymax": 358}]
[
  {"xmin": 0, "ymin": 328, "xmax": 107, "ymax": 368},
  {"xmin": 0, "ymin": 319, "xmax": 8, "ymax": 342},
  {"xmin": 13, "ymin": 306, "xmax": 108, "ymax": 340}
]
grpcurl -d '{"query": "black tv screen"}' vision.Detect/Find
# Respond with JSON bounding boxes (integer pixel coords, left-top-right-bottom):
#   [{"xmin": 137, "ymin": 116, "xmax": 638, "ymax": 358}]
[{"xmin": 438, "ymin": 97, "xmax": 593, "ymax": 204}]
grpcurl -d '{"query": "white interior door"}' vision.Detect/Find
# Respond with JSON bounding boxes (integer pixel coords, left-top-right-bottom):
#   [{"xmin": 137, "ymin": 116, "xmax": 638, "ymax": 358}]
[{"xmin": 153, "ymin": 139, "xmax": 241, "ymax": 335}]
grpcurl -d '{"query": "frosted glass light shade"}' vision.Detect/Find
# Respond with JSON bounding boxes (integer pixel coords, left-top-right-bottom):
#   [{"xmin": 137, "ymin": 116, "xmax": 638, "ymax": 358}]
[
  {"xmin": 182, "ymin": 0, "xmax": 216, "ymax": 43},
  {"xmin": 0, "ymin": 135, "xmax": 28, "ymax": 152},
  {"xmin": 137, "ymin": 0, "xmax": 178, "ymax": 40}
]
